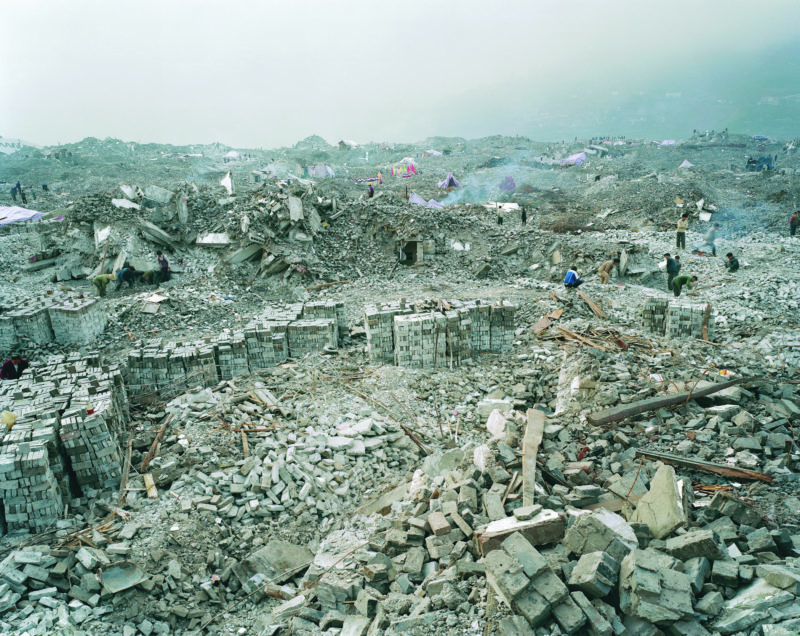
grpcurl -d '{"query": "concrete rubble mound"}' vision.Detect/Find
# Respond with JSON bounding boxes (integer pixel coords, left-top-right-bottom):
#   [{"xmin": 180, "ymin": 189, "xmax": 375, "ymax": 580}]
[{"xmin": 0, "ymin": 130, "xmax": 798, "ymax": 634}]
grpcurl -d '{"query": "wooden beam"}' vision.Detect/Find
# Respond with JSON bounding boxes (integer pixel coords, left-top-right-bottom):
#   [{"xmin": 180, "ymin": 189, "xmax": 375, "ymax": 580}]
[
  {"xmin": 635, "ymin": 449, "xmax": 773, "ymax": 482},
  {"xmin": 144, "ymin": 473, "xmax": 158, "ymax": 498},
  {"xmin": 522, "ymin": 409, "xmax": 545, "ymax": 507}
]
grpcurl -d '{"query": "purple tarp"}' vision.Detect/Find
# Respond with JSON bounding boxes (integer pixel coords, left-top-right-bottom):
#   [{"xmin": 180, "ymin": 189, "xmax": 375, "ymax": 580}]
[
  {"xmin": 0, "ymin": 206, "xmax": 44, "ymax": 225},
  {"xmin": 438, "ymin": 172, "xmax": 461, "ymax": 189},
  {"xmin": 409, "ymin": 193, "xmax": 443, "ymax": 209},
  {"xmin": 561, "ymin": 152, "xmax": 587, "ymax": 167}
]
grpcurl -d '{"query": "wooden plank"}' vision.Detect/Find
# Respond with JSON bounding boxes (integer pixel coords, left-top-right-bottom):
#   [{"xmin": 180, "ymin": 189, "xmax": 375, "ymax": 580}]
[
  {"xmin": 530, "ymin": 317, "xmax": 551, "ymax": 334},
  {"xmin": 522, "ymin": 409, "xmax": 545, "ymax": 507},
  {"xmin": 634, "ymin": 449, "xmax": 773, "ymax": 482},
  {"xmin": 140, "ymin": 414, "xmax": 173, "ymax": 472},
  {"xmin": 587, "ymin": 377, "xmax": 754, "ymax": 425},
  {"xmin": 702, "ymin": 303, "xmax": 712, "ymax": 341},
  {"xmin": 241, "ymin": 430, "xmax": 249, "ymax": 458},
  {"xmin": 577, "ymin": 291, "xmax": 606, "ymax": 318},
  {"xmin": 143, "ymin": 473, "xmax": 158, "ymax": 498}
]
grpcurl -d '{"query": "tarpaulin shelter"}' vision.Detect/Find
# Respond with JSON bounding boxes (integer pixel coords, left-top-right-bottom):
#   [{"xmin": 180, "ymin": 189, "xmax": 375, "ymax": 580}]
[
  {"xmin": 499, "ymin": 176, "xmax": 516, "ymax": 191},
  {"xmin": 659, "ymin": 140, "xmax": 676, "ymax": 146},
  {"xmin": 438, "ymin": 173, "xmax": 461, "ymax": 188},
  {"xmin": 409, "ymin": 193, "xmax": 443, "ymax": 209},
  {"xmin": 425, "ymin": 149, "xmax": 443, "ymax": 157},
  {"xmin": 678, "ymin": 160, "xmax": 694, "ymax": 169},
  {"xmin": 0, "ymin": 206, "xmax": 44, "ymax": 225},
  {"xmin": 561, "ymin": 153, "xmax": 586, "ymax": 167}
]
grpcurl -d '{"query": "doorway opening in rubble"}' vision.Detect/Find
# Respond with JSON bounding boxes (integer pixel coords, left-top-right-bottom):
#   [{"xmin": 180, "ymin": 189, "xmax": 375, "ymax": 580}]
[{"xmin": 400, "ymin": 240, "xmax": 421, "ymax": 265}]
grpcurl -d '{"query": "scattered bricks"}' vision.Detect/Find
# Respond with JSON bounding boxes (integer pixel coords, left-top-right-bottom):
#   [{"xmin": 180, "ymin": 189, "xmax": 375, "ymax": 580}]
[
  {"xmin": 476, "ymin": 509, "xmax": 565, "ymax": 555},
  {"xmin": 666, "ymin": 529, "xmax": 726, "ymax": 561},
  {"xmin": 28, "ymin": 586, "xmax": 58, "ymax": 601},
  {"xmin": 497, "ymin": 615, "xmax": 535, "ymax": 636},
  {"xmin": 618, "ymin": 549, "xmax": 694, "ymax": 626},
  {"xmin": 711, "ymin": 559, "xmax": 739, "ymax": 587},
  {"xmin": 708, "ymin": 491, "xmax": 762, "ymax": 526},
  {"xmin": 630, "ymin": 465, "xmax": 689, "ymax": 540},
  {"xmin": 501, "ymin": 533, "xmax": 548, "ymax": 579},
  {"xmin": 571, "ymin": 591, "xmax": 613, "ymax": 636},
  {"xmin": 448, "ymin": 512, "xmax": 473, "ymax": 538},
  {"xmin": 426, "ymin": 512, "xmax": 451, "ymax": 536},
  {"xmin": 21, "ymin": 563, "xmax": 49, "ymax": 583},
  {"xmin": 562, "ymin": 509, "xmax": 638, "ymax": 562},
  {"xmin": 683, "ymin": 557, "xmax": 711, "ymax": 594},
  {"xmin": 695, "ymin": 590, "xmax": 725, "ymax": 616},
  {"xmin": 514, "ymin": 587, "xmax": 552, "ymax": 627},
  {"xmin": 747, "ymin": 527, "xmax": 777, "ymax": 553},
  {"xmin": 513, "ymin": 504, "xmax": 542, "ymax": 521},
  {"xmin": 551, "ymin": 594, "xmax": 587, "ymax": 634},
  {"xmin": 484, "ymin": 550, "xmax": 530, "ymax": 605},
  {"xmin": 567, "ymin": 551, "xmax": 619, "ymax": 598}
]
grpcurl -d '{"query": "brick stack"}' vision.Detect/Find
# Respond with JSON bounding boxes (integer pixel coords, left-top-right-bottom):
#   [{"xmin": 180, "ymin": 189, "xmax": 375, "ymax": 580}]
[
  {"xmin": 490, "ymin": 303, "xmax": 516, "ymax": 353},
  {"xmin": 303, "ymin": 301, "xmax": 347, "ymax": 342},
  {"xmin": 665, "ymin": 303, "xmax": 714, "ymax": 340},
  {"xmin": 0, "ymin": 441, "xmax": 64, "ymax": 533},
  {"xmin": 0, "ymin": 313, "xmax": 18, "ymax": 354},
  {"xmin": 642, "ymin": 297, "xmax": 669, "ymax": 334},
  {"xmin": 365, "ymin": 302, "xmax": 412, "ymax": 364},
  {"xmin": 59, "ymin": 407, "xmax": 121, "ymax": 490},
  {"xmin": 47, "ymin": 297, "xmax": 107, "ymax": 345},
  {"xmin": 215, "ymin": 332, "xmax": 250, "ymax": 380},
  {"xmin": 244, "ymin": 323, "xmax": 288, "ymax": 370},
  {"xmin": 287, "ymin": 319, "xmax": 338, "ymax": 357},
  {"xmin": 8, "ymin": 301, "xmax": 54, "ymax": 345},
  {"xmin": 465, "ymin": 302, "xmax": 492, "ymax": 353}
]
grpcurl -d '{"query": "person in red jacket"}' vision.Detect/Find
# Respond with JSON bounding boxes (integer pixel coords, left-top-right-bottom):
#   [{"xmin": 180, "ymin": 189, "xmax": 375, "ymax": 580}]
[{"xmin": 0, "ymin": 355, "xmax": 29, "ymax": 380}]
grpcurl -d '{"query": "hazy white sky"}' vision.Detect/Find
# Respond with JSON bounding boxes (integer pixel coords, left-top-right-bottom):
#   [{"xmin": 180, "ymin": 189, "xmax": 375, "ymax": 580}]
[{"xmin": 2, "ymin": 0, "xmax": 798, "ymax": 147}]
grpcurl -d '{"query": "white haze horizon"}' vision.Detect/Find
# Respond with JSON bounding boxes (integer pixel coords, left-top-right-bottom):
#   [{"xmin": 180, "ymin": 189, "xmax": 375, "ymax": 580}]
[{"xmin": 2, "ymin": 0, "xmax": 799, "ymax": 149}]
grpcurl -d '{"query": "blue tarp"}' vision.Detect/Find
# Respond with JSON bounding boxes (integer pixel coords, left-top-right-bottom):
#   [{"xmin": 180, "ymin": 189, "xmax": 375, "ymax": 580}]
[{"xmin": 0, "ymin": 206, "xmax": 44, "ymax": 225}]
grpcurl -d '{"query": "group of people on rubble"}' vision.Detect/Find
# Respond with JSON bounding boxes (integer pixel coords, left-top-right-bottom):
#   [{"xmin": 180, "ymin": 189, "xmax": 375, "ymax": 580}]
[
  {"xmin": 92, "ymin": 251, "xmax": 171, "ymax": 297},
  {"xmin": 561, "ymin": 212, "xmax": 747, "ymax": 296}
]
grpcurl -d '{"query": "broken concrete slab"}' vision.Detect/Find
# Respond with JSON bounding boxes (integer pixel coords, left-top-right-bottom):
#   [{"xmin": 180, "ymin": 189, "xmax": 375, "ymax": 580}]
[
  {"xmin": 630, "ymin": 464, "xmax": 689, "ymax": 540},
  {"xmin": 476, "ymin": 509, "xmax": 565, "ymax": 555},
  {"xmin": 245, "ymin": 540, "xmax": 313, "ymax": 584},
  {"xmin": 665, "ymin": 529, "xmax": 726, "ymax": 561}
]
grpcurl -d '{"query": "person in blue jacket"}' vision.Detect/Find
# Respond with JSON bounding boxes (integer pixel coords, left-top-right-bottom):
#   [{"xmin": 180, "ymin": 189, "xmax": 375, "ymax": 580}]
[{"xmin": 564, "ymin": 266, "xmax": 583, "ymax": 288}]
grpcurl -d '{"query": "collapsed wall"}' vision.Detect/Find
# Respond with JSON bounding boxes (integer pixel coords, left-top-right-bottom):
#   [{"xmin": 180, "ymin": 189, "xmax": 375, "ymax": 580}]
[
  {"xmin": 365, "ymin": 299, "xmax": 516, "ymax": 369},
  {"xmin": 0, "ymin": 354, "xmax": 128, "ymax": 534}
]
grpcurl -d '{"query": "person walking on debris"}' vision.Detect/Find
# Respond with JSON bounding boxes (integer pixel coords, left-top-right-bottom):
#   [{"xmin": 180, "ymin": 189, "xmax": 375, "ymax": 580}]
[
  {"xmin": 16, "ymin": 181, "xmax": 27, "ymax": 205},
  {"xmin": 703, "ymin": 223, "xmax": 720, "ymax": 256},
  {"xmin": 665, "ymin": 253, "xmax": 679, "ymax": 291},
  {"xmin": 497, "ymin": 207, "xmax": 503, "ymax": 226},
  {"xmin": 676, "ymin": 214, "xmax": 688, "ymax": 251},
  {"xmin": 672, "ymin": 274, "xmax": 697, "ymax": 297},
  {"xmin": 598, "ymin": 258, "xmax": 619, "ymax": 284},
  {"xmin": 116, "ymin": 266, "xmax": 137, "ymax": 290},
  {"xmin": 521, "ymin": 206, "xmax": 527, "ymax": 225},
  {"xmin": 156, "ymin": 251, "xmax": 170, "ymax": 284},
  {"xmin": 10, "ymin": 185, "xmax": 17, "ymax": 202},
  {"xmin": 724, "ymin": 252, "xmax": 740, "ymax": 273},
  {"xmin": 790, "ymin": 211, "xmax": 800, "ymax": 237},
  {"xmin": 564, "ymin": 266, "xmax": 583, "ymax": 288},
  {"xmin": 93, "ymin": 273, "xmax": 115, "ymax": 297},
  {"xmin": 0, "ymin": 355, "xmax": 29, "ymax": 381},
  {"xmin": 367, "ymin": 184, "xmax": 374, "ymax": 198}
]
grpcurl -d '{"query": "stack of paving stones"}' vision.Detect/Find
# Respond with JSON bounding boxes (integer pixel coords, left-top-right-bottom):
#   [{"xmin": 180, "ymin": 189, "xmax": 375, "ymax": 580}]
[
  {"xmin": 643, "ymin": 298, "xmax": 715, "ymax": 340},
  {"xmin": 302, "ymin": 300, "xmax": 347, "ymax": 342},
  {"xmin": 244, "ymin": 323, "xmax": 288, "ymax": 370},
  {"xmin": 287, "ymin": 319, "xmax": 338, "ymax": 357},
  {"xmin": 0, "ymin": 354, "xmax": 128, "ymax": 534},
  {"xmin": 366, "ymin": 299, "xmax": 516, "ymax": 369},
  {"xmin": 46, "ymin": 297, "xmax": 106, "ymax": 345},
  {"xmin": 8, "ymin": 300, "xmax": 55, "ymax": 346},
  {"xmin": 365, "ymin": 301, "xmax": 413, "ymax": 363},
  {"xmin": 215, "ymin": 332, "xmax": 250, "ymax": 380},
  {"xmin": 642, "ymin": 297, "xmax": 669, "ymax": 334}
]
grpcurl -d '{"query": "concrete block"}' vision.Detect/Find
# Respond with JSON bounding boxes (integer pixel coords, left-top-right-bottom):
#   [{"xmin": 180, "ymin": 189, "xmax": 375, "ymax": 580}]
[
  {"xmin": 562, "ymin": 509, "xmax": 638, "ymax": 561},
  {"xmin": 666, "ymin": 529, "xmax": 726, "ymax": 561},
  {"xmin": 484, "ymin": 549, "xmax": 530, "ymax": 606},
  {"xmin": 568, "ymin": 551, "xmax": 619, "ymax": 598},
  {"xmin": 619, "ymin": 549, "xmax": 693, "ymax": 625},
  {"xmin": 552, "ymin": 594, "xmax": 587, "ymax": 634},
  {"xmin": 501, "ymin": 532, "xmax": 548, "ymax": 578},
  {"xmin": 477, "ymin": 509, "xmax": 565, "ymax": 555},
  {"xmin": 711, "ymin": 559, "xmax": 739, "ymax": 587},
  {"xmin": 572, "ymin": 591, "xmax": 613, "ymax": 636}
]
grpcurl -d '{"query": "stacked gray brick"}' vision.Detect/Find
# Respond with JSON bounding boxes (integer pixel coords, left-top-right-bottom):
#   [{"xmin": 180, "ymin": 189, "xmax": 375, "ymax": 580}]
[
  {"xmin": 643, "ymin": 298, "xmax": 714, "ymax": 340},
  {"xmin": 490, "ymin": 302, "xmax": 515, "ymax": 352},
  {"xmin": 244, "ymin": 323, "xmax": 288, "ymax": 369},
  {"xmin": 215, "ymin": 332, "xmax": 250, "ymax": 380},
  {"xmin": 287, "ymin": 319, "xmax": 337, "ymax": 357},
  {"xmin": 364, "ymin": 302, "xmax": 412, "ymax": 364},
  {"xmin": 0, "ymin": 442, "xmax": 63, "ymax": 533},
  {"xmin": 47, "ymin": 297, "xmax": 106, "ymax": 345},
  {"xmin": 302, "ymin": 301, "xmax": 346, "ymax": 342},
  {"xmin": 642, "ymin": 297, "xmax": 668, "ymax": 334},
  {"xmin": 8, "ymin": 301, "xmax": 54, "ymax": 346}
]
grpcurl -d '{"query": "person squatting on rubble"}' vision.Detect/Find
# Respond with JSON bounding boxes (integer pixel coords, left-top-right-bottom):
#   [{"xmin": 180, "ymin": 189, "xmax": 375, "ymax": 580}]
[
  {"xmin": 672, "ymin": 274, "xmax": 697, "ymax": 297},
  {"xmin": 137, "ymin": 269, "xmax": 157, "ymax": 285},
  {"xmin": 598, "ymin": 258, "xmax": 620, "ymax": 284},
  {"xmin": 367, "ymin": 184, "xmax": 374, "ymax": 198},
  {"xmin": 116, "ymin": 266, "xmax": 137, "ymax": 290},
  {"xmin": 0, "ymin": 355, "xmax": 29, "ymax": 381},
  {"xmin": 791, "ymin": 211, "xmax": 800, "ymax": 237},
  {"xmin": 564, "ymin": 266, "xmax": 583, "ymax": 288},
  {"xmin": 665, "ymin": 253, "xmax": 679, "ymax": 290},
  {"xmin": 93, "ymin": 273, "xmax": 116, "ymax": 297},
  {"xmin": 676, "ymin": 213, "xmax": 688, "ymax": 250},
  {"xmin": 156, "ymin": 251, "xmax": 170, "ymax": 284},
  {"xmin": 724, "ymin": 252, "xmax": 740, "ymax": 273},
  {"xmin": 703, "ymin": 223, "xmax": 720, "ymax": 256}
]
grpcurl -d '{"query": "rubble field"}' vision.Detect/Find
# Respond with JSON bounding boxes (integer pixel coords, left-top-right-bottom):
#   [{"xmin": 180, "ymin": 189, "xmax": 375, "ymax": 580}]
[{"xmin": 0, "ymin": 131, "xmax": 798, "ymax": 635}]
